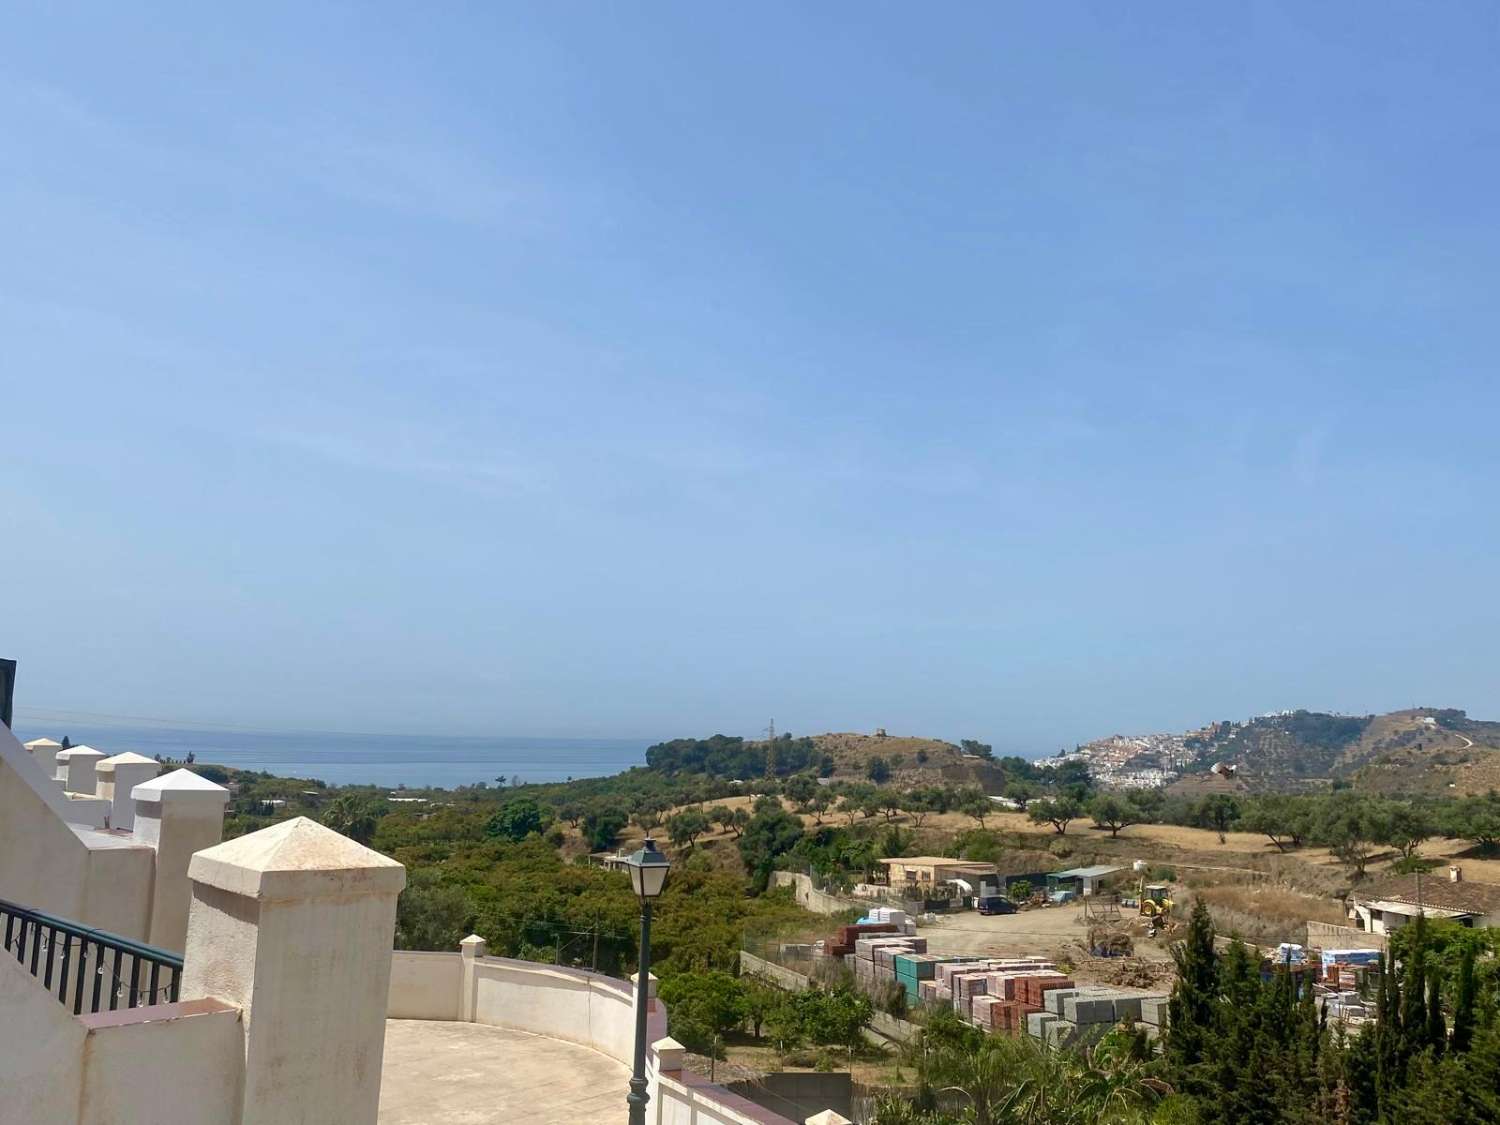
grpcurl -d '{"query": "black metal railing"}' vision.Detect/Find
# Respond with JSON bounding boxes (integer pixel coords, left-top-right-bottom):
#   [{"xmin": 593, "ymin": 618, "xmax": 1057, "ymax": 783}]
[{"xmin": 0, "ymin": 897, "xmax": 183, "ymax": 1015}]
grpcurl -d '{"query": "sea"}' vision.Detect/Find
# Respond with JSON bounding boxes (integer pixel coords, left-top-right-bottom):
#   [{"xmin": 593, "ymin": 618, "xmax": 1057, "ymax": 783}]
[{"xmin": 11, "ymin": 724, "xmax": 651, "ymax": 790}]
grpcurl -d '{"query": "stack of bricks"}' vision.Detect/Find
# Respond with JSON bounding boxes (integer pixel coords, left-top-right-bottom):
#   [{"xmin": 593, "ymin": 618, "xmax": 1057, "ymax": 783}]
[
  {"xmin": 969, "ymin": 994, "xmax": 1003, "ymax": 1031},
  {"xmin": 951, "ymin": 970, "xmax": 991, "ymax": 1016},
  {"xmin": 824, "ymin": 922, "xmax": 900, "ymax": 958},
  {"xmin": 990, "ymin": 999, "xmax": 1036, "ymax": 1036},
  {"xmin": 1015, "ymin": 973, "xmax": 1074, "ymax": 1007}
]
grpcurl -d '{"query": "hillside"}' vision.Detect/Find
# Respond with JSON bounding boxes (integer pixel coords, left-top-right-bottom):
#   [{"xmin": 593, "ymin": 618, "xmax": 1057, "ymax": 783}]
[
  {"xmin": 809, "ymin": 732, "xmax": 1004, "ymax": 787},
  {"xmin": 643, "ymin": 730, "xmax": 1007, "ymax": 787},
  {"xmin": 1181, "ymin": 708, "xmax": 1500, "ymax": 794}
]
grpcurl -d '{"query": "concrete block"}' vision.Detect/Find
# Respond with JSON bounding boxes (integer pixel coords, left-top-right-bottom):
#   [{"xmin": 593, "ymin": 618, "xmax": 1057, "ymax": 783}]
[
  {"xmin": 1045, "ymin": 988, "xmax": 1084, "ymax": 1015},
  {"xmin": 1111, "ymin": 994, "xmax": 1144, "ymax": 1021},
  {"xmin": 1139, "ymin": 996, "xmax": 1170, "ymax": 1027},
  {"xmin": 1044, "ymin": 1020, "xmax": 1077, "ymax": 1047},
  {"xmin": 1027, "ymin": 1011, "xmax": 1058, "ymax": 1039},
  {"xmin": 1063, "ymin": 996, "xmax": 1117, "ymax": 1024}
]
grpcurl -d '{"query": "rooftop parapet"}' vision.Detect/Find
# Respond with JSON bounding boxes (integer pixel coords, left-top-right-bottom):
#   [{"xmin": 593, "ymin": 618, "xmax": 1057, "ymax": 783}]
[
  {"xmin": 95, "ymin": 752, "xmax": 161, "ymax": 831},
  {"xmin": 56, "ymin": 745, "xmax": 105, "ymax": 795},
  {"xmin": 184, "ymin": 817, "xmax": 405, "ymax": 1125},
  {"xmin": 131, "ymin": 769, "xmax": 230, "ymax": 952}
]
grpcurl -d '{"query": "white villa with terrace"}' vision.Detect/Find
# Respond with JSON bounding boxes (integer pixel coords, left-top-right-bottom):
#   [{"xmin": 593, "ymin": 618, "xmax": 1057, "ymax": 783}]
[{"xmin": 0, "ymin": 665, "xmax": 816, "ymax": 1125}]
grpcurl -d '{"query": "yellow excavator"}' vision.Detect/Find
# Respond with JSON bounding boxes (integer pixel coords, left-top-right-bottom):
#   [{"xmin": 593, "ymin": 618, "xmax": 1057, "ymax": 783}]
[{"xmin": 1138, "ymin": 883, "xmax": 1174, "ymax": 936}]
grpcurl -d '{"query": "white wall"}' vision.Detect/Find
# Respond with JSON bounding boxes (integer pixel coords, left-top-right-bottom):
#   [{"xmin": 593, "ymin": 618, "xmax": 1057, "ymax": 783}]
[
  {"xmin": 0, "ymin": 954, "xmax": 85, "ymax": 1125},
  {"xmin": 386, "ymin": 950, "xmax": 461, "ymax": 1021},
  {"xmin": 0, "ymin": 732, "xmax": 155, "ymax": 939},
  {"xmin": 387, "ymin": 951, "xmax": 796, "ymax": 1125},
  {"xmin": 77, "ymin": 1003, "xmax": 244, "ymax": 1125},
  {"xmin": 0, "ymin": 955, "xmax": 244, "ymax": 1125}
]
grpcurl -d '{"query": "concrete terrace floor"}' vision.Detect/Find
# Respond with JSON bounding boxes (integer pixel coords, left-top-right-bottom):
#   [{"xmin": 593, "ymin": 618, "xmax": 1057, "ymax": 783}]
[{"xmin": 379, "ymin": 1019, "xmax": 630, "ymax": 1125}]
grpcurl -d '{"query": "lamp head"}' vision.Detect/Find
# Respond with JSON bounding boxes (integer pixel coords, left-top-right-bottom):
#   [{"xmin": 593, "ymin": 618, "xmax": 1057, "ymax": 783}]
[{"xmin": 625, "ymin": 836, "xmax": 670, "ymax": 900}]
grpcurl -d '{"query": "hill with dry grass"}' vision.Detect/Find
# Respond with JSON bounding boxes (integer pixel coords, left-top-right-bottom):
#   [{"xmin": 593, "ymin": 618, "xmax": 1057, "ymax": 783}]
[
  {"xmin": 808, "ymin": 732, "xmax": 1006, "ymax": 787},
  {"xmin": 1186, "ymin": 708, "xmax": 1500, "ymax": 794}
]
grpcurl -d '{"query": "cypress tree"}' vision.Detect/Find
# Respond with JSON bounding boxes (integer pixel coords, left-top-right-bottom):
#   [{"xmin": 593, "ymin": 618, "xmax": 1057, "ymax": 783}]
[
  {"xmin": 1400, "ymin": 915, "xmax": 1428, "ymax": 1060},
  {"xmin": 1425, "ymin": 972, "xmax": 1445, "ymax": 1055},
  {"xmin": 1166, "ymin": 898, "xmax": 1219, "ymax": 1072},
  {"xmin": 1374, "ymin": 952, "xmax": 1402, "ymax": 1112},
  {"xmin": 1450, "ymin": 946, "xmax": 1476, "ymax": 1054}
]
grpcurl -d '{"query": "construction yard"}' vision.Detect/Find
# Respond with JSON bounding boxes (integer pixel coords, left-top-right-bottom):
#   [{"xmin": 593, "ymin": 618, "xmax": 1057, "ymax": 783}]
[{"xmin": 918, "ymin": 900, "xmax": 1175, "ymax": 965}]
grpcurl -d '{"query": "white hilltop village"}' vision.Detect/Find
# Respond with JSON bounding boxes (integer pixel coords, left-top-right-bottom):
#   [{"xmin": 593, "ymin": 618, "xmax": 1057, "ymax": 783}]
[
  {"xmin": 1040, "ymin": 730, "xmax": 1205, "ymax": 789},
  {"xmin": 0, "ymin": 661, "xmax": 812, "ymax": 1125}
]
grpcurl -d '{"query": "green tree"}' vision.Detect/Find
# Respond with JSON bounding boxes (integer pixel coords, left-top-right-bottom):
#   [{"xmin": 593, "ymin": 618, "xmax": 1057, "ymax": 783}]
[
  {"xmin": 1451, "ymin": 945, "xmax": 1477, "ymax": 1053},
  {"xmin": 1318, "ymin": 794, "xmax": 1383, "ymax": 878},
  {"xmin": 959, "ymin": 739, "xmax": 994, "ymax": 760},
  {"xmin": 1385, "ymin": 803, "xmax": 1437, "ymax": 860},
  {"xmin": 738, "ymin": 806, "xmax": 805, "ymax": 892},
  {"xmin": 667, "ymin": 808, "xmax": 710, "ymax": 853},
  {"xmin": 1003, "ymin": 779, "xmax": 1038, "ymax": 809},
  {"xmin": 395, "ymin": 869, "xmax": 472, "ymax": 951},
  {"xmin": 867, "ymin": 756, "xmax": 892, "ymax": 784},
  {"xmin": 1165, "ymin": 898, "xmax": 1219, "ymax": 1074},
  {"xmin": 1087, "ymin": 793, "xmax": 1142, "ymax": 838},
  {"xmin": 959, "ymin": 790, "xmax": 992, "ymax": 829},
  {"xmin": 1447, "ymin": 792, "xmax": 1500, "ymax": 852},
  {"xmin": 658, "ymin": 970, "xmax": 748, "ymax": 1057},
  {"xmin": 485, "ymin": 796, "xmax": 546, "ymax": 842},
  {"xmin": 1194, "ymin": 794, "xmax": 1240, "ymax": 843},
  {"xmin": 320, "ymin": 794, "xmax": 382, "ymax": 845},
  {"xmin": 1237, "ymin": 794, "xmax": 1312, "ymax": 852},
  {"xmin": 744, "ymin": 979, "xmax": 781, "ymax": 1040},
  {"xmin": 582, "ymin": 803, "xmax": 629, "ymax": 851},
  {"xmin": 1028, "ymin": 796, "xmax": 1081, "ymax": 836}
]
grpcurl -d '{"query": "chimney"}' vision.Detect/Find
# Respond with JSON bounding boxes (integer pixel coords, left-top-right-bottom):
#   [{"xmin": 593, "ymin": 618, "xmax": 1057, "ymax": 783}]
[{"xmin": 1449, "ymin": 865, "xmax": 1462, "ymax": 883}]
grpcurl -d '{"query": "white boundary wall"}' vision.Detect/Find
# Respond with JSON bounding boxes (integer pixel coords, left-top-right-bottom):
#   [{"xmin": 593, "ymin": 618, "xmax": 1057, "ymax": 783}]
[{"xmin": 389, "ymin": 946, "xmax": 798, "ymax": 1125}]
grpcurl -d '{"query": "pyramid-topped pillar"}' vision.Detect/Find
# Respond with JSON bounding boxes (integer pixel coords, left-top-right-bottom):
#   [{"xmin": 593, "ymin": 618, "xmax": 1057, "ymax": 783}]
[
  {"xmin": 23, "ymin": 737, "xmax": 62, "ymax": 777},
  {"xmin": 57, "ymin": 745, "xmax": 105, "ymax": 795},
  {"xmin": 181, "ymin": 817, "xmax": 406, "ymax": 1125},
  {"xmin": 95, "ymin": 751, "xmax": 160, "ymax": 830},
  {"xmin": 132, "ymin": 768, "xmax": 229, "ymax": 951}
]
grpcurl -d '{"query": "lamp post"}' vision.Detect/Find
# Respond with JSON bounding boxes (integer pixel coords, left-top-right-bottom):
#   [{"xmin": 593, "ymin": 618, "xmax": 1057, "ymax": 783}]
[{"xmin": 625, "ymin": 836, "xmax": 670, "ymax": 1125}]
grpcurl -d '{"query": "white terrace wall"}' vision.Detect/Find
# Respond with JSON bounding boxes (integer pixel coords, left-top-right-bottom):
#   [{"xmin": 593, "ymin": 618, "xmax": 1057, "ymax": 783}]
[
  {"xmin": 386, "ymin": 949, "xmax": 462, "ymax": 1020},
  {"xmin": 388, "ymin": 947, "xmax": 798, "ymax": 1125},
  {"xmin": 0, "ymin": 950, "xmax": 242, "ymax": 1125},
  {"xmin": 0, "ymin": 727, "xmax": 154, "ymax": 938}
]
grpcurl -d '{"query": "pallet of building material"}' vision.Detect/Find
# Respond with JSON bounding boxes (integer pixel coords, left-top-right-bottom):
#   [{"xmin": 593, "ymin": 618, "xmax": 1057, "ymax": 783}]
[
  {"xmin": 1027, "ymin": 1010, "xmax": 1059, "ymax": 1039},
  {"xmin": 1138, "ymin": 996, "xmax": 1170, "ymax": 1027},
  {"xmin": 1044, "ymin": 988, "xmax": 1085, "ymax": 1016},
  {"xmin": 1062, "ymin": 994, "xmax": 1118, "ymax": 1025},
  {"xmin": 1017, "ymin": 975, "xmax": 1074, "ymax": 1007},
  {"xmin": 970, "ymin": 995, "xmax": 1001, "ymax": 1028}
]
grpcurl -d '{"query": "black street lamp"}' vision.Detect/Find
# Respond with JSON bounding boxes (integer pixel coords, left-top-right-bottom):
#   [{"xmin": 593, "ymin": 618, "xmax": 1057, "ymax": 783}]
[{"xmin": 625, "ymin": 836, "xmax": 670, "ymax": 1125}]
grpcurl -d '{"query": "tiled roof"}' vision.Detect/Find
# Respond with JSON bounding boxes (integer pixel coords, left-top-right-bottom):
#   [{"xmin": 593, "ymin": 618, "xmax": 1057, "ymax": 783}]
[{"xmin": 1357, "ymin": 874, "xmax": 1500, "ymax": 917}]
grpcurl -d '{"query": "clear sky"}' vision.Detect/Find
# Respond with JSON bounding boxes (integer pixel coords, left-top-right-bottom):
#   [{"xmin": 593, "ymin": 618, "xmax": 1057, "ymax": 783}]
[{"xmin": 4, "ymin": 4, "xmax": 1499, "ymax": 751}]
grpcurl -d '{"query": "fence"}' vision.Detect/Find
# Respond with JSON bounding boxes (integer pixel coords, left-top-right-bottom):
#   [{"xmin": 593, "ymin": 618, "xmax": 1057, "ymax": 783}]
[{"xmin": 0, "ymin": 895, "xmax": 183, "ymax": 1014}]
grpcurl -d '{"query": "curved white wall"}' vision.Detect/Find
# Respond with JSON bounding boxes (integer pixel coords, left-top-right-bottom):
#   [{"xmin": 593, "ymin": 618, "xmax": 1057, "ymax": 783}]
[{"xmin": 388, "ymin": 951, "xmax": 793, "ymax": 1125}]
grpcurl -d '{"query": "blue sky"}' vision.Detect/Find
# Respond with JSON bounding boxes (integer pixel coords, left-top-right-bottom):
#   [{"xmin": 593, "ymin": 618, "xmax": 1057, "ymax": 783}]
[{"xmin": 4, "ymin": 4, "xmax": 1499, "ymax": 751}]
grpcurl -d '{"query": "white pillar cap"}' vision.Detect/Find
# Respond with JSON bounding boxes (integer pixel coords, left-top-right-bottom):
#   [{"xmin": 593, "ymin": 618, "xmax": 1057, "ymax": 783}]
[
  {"xmin": 56, "ymin": 745, "xmax": 106, "ymax": 762},
  {"xmin": 652, "ymin": 1036, "xmax": 686, "ymax": 1071},
  {"xmin": 188, "ymin": 816, "xmax": 406, "ymax": 902},
  {"xmin": 806, "ymin": 1112, "xmax": 854, "ymax": 1125},
  {"xmin": 133, "ymin": 767, "xmax": 230, "ymax": 807},
  {"xmin": 96, "ymin": 751, "xmax": 159, "ymax": 775},
  {"xmin": 460, "ymin": 934, "xmax": 488, "ymax": 957}
]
